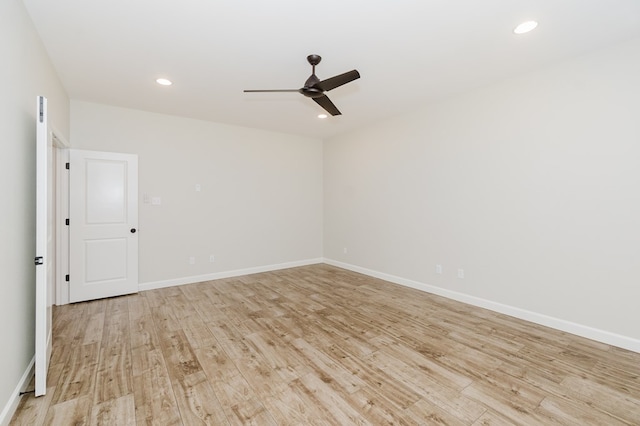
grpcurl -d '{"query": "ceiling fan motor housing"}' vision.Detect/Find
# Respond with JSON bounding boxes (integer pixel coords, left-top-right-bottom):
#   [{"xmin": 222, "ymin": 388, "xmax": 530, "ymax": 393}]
[{"xmin": 301, "ymin": 74, "xmax": 323, "ymax": 97}]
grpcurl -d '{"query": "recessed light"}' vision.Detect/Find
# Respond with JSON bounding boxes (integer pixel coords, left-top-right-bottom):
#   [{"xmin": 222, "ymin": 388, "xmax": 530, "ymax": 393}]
[
  {"xmin": 156, "ymin": 78, "xmax": 172, "ymax": 86},
  {"xmin": 317, "ymin": 114, "xmax": 328, "ymax": 119},
  {"xmin": 514, "ymin": 20, "xmax": 538, "ymax": 34}
]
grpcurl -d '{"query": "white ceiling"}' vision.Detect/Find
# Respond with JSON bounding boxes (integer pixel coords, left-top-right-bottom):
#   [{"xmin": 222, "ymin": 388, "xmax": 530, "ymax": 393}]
[{"xmin": 23, "ymin": 0, "xmax": 640, "ymax": 139}]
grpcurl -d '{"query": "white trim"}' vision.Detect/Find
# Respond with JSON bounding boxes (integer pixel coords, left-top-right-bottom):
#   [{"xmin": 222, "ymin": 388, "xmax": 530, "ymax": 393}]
[
  {"xmin": 139, "ymin": 258, "xmax": 324, "ymax": 292},
  {"xmin": 323, "ymin": 258, "xmax": 640, "ymax": 353},
  {"xmin": 55, "ymin": 148, "xmax": 70, "ymax": 306},
  {"xmin": 51, "ymin": 125, "xmax": 70, "ymax": 148},
  {"xmin": 0, "ymin": 357, "xmax": 34, "ymax": 426},
  {"xmin": 52, "ymin": 127, "xmax": 70, "ymax": 306}
]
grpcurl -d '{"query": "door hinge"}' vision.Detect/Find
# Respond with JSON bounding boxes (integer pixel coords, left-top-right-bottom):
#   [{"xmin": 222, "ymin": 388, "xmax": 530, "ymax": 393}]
[
  {"xmin": 65, "ymin": 162, "xmax": 70, "ymax": 170},
  {"xmin": 34, "ymin": 256, "xmax": 43, "ymax": 266},
  {"xmin": 65, "ymin": 218, "xmax": 69, "ymax": 226},
  {"xmin": 65, "ymin": 274, "xmax": 69, "ymax": 282},
  {"xmin": 38, "ymin": 97, "xmax": 44, "ymax": 123}
]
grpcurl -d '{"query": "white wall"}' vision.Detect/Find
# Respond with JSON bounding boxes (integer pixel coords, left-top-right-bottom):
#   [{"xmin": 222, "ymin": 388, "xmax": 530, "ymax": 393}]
[
  {"xmin": 324, "ymin": 37, "xmax": 640, "ymax": 347},
  {"xmin": 71, "ymin": 101, "xmax": 323, "ymax": 286},
  {"xmin": 0, "ymin": 0, "xmax": 69, "ymax": 421}
]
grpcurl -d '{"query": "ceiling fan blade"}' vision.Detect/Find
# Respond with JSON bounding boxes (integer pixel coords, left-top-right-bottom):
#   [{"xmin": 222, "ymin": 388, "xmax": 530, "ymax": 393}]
[
  {"xmin": 313, "ymin": 95, "xmax": 341, "ymax": 116},
  {"xmin": 244, "ymin": 89, "xmax": 299, "ymax": 93},
  {"xmin": 314, "ymin": 70, "xmax": 360, "ymax": 92}
]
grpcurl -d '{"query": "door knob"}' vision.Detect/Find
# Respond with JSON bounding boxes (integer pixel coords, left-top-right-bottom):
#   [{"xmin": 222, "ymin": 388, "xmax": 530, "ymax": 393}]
[{"xmin": 130, "ymin": 228, "xmax": 137, "ymax": 233}]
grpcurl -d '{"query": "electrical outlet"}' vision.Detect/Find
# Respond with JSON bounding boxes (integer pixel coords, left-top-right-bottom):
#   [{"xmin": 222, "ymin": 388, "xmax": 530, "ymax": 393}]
[
  {"xmin": 457, "ymin": 268, "xmax": 465, "ymax": 279},
  {"xmin": 189, "ymin": 256, "xmax": 195, "ymax": 265},
  {"xmin": 209, "ymin": 255, "xmax": 215, "ymax": 263},
  {"xmin": 343, "ymin": 247, "xmax": 348, "ymax": 254},
  {"xmin": 195, "ymin": 184, "xmax": 201, "ymax": 192},
  {"xmin": 436, "ymin": 264, "xmax": 442, "ymax": 274}
]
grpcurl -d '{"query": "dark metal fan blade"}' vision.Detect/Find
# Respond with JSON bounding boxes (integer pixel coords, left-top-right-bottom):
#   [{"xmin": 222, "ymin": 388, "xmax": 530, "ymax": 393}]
[
  {"xmin": 314, "ymin": 70, "xmax": 360, "ymax": 92},
  {"xmin": 313, "ymin": 95, "xmax": 341, "ymax": 116},
  {"xmin": 244, "ymin": 89, "xmax": 300, "ymax": 93}
]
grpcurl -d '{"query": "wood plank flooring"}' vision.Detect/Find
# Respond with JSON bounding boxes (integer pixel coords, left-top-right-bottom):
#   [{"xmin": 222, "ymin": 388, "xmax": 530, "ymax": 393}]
[{"xmin": 11, "ymin": 264, "xmax": 640, "ymax": 425}]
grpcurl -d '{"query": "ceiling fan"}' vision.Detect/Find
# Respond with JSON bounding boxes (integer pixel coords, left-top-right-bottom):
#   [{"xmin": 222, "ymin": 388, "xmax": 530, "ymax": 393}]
[{"xmin": 244, "ymin": 54, "xmax": 360, "ymax": 116}]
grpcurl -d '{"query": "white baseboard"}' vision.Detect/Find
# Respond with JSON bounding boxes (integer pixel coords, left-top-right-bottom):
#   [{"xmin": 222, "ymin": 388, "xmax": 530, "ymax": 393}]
[
  {"xmin": 323, "ymin": 258, "xmax": 640, "ymax": 353},
  {"xmin": 139, "ymin": 258, "xmax": 324, "ymax": 292},
  {"xmin": 0, "ymin": 357, "xmax": 34, "ymax": 426}
]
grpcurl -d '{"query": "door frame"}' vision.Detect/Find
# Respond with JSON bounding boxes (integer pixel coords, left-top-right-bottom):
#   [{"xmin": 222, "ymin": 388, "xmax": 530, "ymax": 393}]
[{"xmin": 53, "ymin": 129, "xmax": 70, "ymax": 305}]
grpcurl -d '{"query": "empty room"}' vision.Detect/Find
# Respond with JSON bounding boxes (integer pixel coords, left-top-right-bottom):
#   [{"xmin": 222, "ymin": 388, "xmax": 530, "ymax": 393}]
[{"xmin": 2, "ymin": 0, "xmax": 640, "ymax": 424}]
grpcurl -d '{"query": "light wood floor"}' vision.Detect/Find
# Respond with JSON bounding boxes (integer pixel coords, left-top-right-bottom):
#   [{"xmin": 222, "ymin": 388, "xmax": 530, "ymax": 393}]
[{"xmin": 11, "ymin": 264, "xmax": 640, "ymax": 425}]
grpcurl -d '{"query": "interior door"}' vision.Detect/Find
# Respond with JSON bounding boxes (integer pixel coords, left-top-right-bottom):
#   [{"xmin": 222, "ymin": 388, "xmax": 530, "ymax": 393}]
[
  {"xmin": 35, "ymin": 96, "xmax": 53, "ymax": 396},
  {"xmin": 69, "ymin": 149, "xmax": 138, "ymax": 303}
]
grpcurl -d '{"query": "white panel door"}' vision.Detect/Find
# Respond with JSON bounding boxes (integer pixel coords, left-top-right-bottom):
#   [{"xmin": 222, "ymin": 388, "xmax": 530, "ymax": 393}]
[
  {"xmin": 35, "ymin": 96, "xmax": 53, "ymax": 396},
  {"xmin": 69, "ymin": 150, "xmax": 138, "ymax": 302}
]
